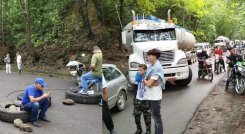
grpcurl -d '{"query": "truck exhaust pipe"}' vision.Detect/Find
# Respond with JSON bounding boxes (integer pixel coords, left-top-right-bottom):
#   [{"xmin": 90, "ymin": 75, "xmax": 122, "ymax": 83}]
[
  {"xmin": 132, "ymin": 10, "xmax": 136, "ymax": 21},
  {"xmin": 167, "ymin": 9, "xmax": 171, "ymax": 23}
]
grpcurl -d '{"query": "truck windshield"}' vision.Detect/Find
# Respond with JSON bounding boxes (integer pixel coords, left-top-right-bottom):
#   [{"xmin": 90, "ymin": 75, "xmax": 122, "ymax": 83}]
[{"xmin": 133, "ymin": 29, "xmax": 176, "ymax": 42}]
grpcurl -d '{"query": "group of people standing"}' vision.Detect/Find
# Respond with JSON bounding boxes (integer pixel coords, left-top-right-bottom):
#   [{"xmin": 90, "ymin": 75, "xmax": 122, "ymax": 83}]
[
  {"xmin": 3, "ymin": 52, "xmax": 22, "ymax": 74},
  {"xmin": 103, "ymin": 48, "xmax": 166, "ymax": 134},
  {"xmin": 132, "ymin": 48, "xmax": 165, "ymax": 134}
]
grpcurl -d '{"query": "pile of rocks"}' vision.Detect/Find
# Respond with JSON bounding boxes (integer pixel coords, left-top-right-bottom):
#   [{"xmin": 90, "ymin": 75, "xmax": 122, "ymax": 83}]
[
  {"xmin": 14, "ymin": 119, "xmax": 33, "ymax": 132},
  {"xmin": 6, "ymin": 105, "xmax": 20, "ymax": 112}
]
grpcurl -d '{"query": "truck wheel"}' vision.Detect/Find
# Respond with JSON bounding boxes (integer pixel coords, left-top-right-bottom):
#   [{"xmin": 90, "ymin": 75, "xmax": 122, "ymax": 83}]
[{"xmin": 175, "ymin": 67, "xmax": 192, "ymax": 86}]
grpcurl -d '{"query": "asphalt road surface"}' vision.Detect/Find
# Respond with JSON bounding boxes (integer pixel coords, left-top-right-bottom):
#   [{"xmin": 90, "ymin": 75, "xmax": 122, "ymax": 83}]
[
  {"xmin": 103, "ymin": 61, "xmax": 225, "ymax": 134},
  {"xmin": 0, "ymin": 71, "xmax": 101, "ymax": 134}
]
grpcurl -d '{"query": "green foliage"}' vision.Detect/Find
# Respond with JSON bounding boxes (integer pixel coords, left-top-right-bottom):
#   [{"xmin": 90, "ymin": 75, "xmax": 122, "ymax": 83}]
[{"xmin": 1, "ymin": 0, "xmax": 245, "ymax": 51}]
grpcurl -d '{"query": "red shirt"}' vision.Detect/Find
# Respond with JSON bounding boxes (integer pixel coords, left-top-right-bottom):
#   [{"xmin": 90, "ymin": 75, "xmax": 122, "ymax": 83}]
[{"xmin": 214, "ymin": 49, "xmax": 223, "ymax": 56}]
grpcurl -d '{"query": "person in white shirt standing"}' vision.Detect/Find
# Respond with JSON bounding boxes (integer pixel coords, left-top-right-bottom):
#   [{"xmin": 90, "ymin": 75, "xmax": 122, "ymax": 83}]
[
  {"xmin": 4, "ymin": 54, "xmax": 11, "ymax": 74},
  {"xmin": 16, "ymin": 52, "xmax": 22, "ymax": 75},
  {"xmin": 144, "ymin": 49, "xmax": 165, "ymax": 134}
]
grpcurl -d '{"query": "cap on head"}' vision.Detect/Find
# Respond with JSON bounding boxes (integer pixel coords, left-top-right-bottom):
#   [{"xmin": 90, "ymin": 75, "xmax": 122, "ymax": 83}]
[{"xmin": 34, "ymin": 78, "xmax": 47, "ymax": 87}]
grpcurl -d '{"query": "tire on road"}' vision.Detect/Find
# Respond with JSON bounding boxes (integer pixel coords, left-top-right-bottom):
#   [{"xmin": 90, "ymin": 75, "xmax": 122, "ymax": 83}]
[
  {"xmin": 175, "ymin": 66, "xmax": 192, "ymax": 86},
  {"xmin": 17, "ymin": 93, "xmax": 52, "ymax": 107},
  {"xmin": 65, "ymin": 88, "xmax": 102, "ymax": 104},
  {"xmin": 0, "ymin": 103, "xmax": 30, "ymax": 123}
]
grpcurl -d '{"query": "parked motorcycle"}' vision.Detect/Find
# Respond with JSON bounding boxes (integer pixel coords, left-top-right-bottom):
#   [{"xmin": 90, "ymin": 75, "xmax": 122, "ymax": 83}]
[
  {"xmin": 66, "ymin": 61, "xmax": 84, "ymax": 87},
  {"xmin": 214, "ymin": 54, "xmax": 224, "ymax": 74},
  {"xmin": 227, "ymin": 61, "xmax": 245, "ymax": 94},
  {"xmin": 198, "ymin": 58, "xmax": 213, "ymax": 81}
]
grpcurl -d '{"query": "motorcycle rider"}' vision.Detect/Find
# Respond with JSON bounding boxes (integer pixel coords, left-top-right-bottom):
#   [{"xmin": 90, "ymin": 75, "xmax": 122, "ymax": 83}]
[
  {"xmin": 197, "ymin": 49, "xmax": 209, "ymax": 76},
  {"xmin": 225, "ymin": 48, "xmax": 243, "ymax": 91},
  {"xmin": 214, "ymin": 46, "xmax": 226, "ymax": 72}
]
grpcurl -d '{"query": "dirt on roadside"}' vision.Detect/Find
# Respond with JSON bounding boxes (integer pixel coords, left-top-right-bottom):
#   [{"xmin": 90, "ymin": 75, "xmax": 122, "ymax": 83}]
[{"xmin": 184, "ymin": 75, "xmax": 245, "ymax": 134}]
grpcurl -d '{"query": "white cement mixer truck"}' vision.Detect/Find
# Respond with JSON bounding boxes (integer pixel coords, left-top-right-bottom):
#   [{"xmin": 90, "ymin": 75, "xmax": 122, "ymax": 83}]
[
  {"xmin": 122, "ymin": 10, "xmax": 196, "ymax": 86},
  {"xmin": 214, "ymin": 36, "xmax": 230, "ymax": 46}
]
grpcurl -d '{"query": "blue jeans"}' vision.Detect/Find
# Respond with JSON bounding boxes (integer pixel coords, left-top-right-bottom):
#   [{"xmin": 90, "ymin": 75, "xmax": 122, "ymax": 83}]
[
  {"xmin": 81, "ymin": 71, "xmax": 102, "ymax": 92},
  {"xmin": 23, "ymin": 98, "xmax": 49, "ymax": 122},
  {"xmin": 148, "ymin": 100, "xmax": 163, "ymax": 134}
]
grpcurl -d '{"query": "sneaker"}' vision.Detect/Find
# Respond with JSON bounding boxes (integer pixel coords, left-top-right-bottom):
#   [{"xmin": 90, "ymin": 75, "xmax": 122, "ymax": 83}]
[
  {"xmin": 81, "ymin": 91, "xmax": 88, "ymax": 94},
  {"xmin": 77, "ymin": 90, "xmax": 84, "ymax": 94},
  {"xmin": 87, "ymin": 90, "xmax": 94, "ymax": 95},
  {"xmin": 32, "ymin": 121, "xmax": 41, "ymax": 127},
  {"xmin": 98, "ymin": 100, "xmax": 103, "ymax": 106}
]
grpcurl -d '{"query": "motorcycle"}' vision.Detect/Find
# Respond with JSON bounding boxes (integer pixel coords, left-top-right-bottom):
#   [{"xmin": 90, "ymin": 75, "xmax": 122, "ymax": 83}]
[
  {"xmin": 214, "ymin": 54, "xmax": 224, "ymax": 74},
  {"xmin": 198, "ymin": 58, "xmax": 213, "ymax": 81},
  {"xmin": 227, "ymin": 61, "xmax": 245, "ymax": 94},
  {"xmin": 66, "ymin": 61, "xmax": 85, "ymax": 87},
  {"xmin": 66, "ymin": 60, "xmax": 101, "ymax": 91}
]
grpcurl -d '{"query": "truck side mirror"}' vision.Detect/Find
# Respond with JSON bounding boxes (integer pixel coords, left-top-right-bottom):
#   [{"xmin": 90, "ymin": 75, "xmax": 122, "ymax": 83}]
[{"xmin": 122, "ymin": 31, "xmax": 127, "ymax": 44}]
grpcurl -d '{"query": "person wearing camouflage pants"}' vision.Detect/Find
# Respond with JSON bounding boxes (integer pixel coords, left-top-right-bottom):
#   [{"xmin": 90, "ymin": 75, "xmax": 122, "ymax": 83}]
[
  {"xmin": 133, "ymin": 64, "xmax": 151, "ymax": 134},
  {"xmin": 133, "ymin": 99, "xmax": 151, "ymax": 134}
]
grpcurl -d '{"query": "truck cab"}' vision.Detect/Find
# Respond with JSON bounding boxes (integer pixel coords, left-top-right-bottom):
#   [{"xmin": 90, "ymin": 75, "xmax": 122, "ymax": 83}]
[{"xmin": 122, "ymin": 18, "xmax": 193, "ymax": 86}]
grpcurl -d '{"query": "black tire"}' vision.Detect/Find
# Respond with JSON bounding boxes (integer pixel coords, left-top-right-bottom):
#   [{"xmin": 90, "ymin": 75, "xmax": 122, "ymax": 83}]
[
  {"xmin": 17, "ymin": 93, "xmax": 52, "ymax": 107},
  {"xmin": 0, "ymin": 103, "xmax": 30, "ymax": 123},
  {"xmin": 116, "ymin": 90, "xmax": 127, "ymax": 111},
  {"xmin": 235, "ymin": 77, "xmax": 245, "ymax": 95},
  {"xmin": 65, "ymin": 88, "xmax": 102, "ymax": 104},
  {"xmin": 175, "ymin": 67, "xmax": 192, "ymax": 86}
]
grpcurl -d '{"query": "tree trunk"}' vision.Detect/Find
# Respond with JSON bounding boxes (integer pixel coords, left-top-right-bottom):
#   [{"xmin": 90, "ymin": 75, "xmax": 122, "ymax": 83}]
[
  {"xmin": 92, "ymin": 0, "xmax": 103, "ymax": 23},
  {"xmin": 23, "ymin": 0, "xmax": 39, "ymax": 62},
  {"xmin": 118, "ymin": 0, "xmax": 124, "ymax": 50},
  {"xmin": 77, "ymin": 0, "xmax": 94, "ymax": 39},
  {"xmin": 1, "ymin": 0, "xmax": 4, "ymax": 46}
]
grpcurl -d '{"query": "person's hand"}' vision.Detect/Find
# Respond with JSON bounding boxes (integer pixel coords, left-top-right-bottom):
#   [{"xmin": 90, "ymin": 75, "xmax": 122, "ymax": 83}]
[
  {"xmin": 90, "ymin": 66, "xmax": 94, "ymax": 71},
  {"xmin": 153, "ymin": 81, "xmax": 159, "ymax": 86},
  {"xmin": 42, "ymin": 93, "xmax": 49, "ymax": 98}
]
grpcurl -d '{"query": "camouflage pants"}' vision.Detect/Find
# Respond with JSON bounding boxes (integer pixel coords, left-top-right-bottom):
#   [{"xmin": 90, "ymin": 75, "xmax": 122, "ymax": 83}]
[{"xmin": 133, "ymin": 99, "xmax": 151, "ymax": 130}]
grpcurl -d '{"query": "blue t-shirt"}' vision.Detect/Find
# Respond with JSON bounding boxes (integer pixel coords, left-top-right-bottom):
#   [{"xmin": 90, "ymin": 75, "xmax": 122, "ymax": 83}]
[{"xmin": 22, "ymin": 84, "xmax": 43, "ymax": 105}]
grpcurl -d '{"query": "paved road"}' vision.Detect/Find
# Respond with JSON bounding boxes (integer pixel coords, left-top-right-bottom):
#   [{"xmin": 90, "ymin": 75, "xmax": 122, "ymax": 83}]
[
  {"xmin": 0, "ymin": 71, "xmax": 101, "ymax": 134},
  {"xmin": 103, "ymin": 61, "xmax": 225, "ymax": 134}
]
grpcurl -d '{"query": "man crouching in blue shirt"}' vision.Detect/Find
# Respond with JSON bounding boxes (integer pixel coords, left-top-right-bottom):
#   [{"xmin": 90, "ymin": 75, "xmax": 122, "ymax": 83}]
[{"xmin": 22, "ymin": 78, "xmax": 51, "ymax": 127}]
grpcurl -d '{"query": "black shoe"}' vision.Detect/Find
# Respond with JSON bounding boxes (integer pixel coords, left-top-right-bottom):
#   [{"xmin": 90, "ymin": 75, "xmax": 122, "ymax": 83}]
[
  {"xmin": 39, "ymin": 116, "xmax": 51, "ymax": 122},
  {"xmin": 32, "ymin": 121, "xmax": 41, "ymax": 127},
  {"xmin": 135, "ymin": 129, "xmax": 142, "ymax": 134},
  {"xmin": 145, "ymin": 129, "xmax": 151, "ymax": 134}
]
